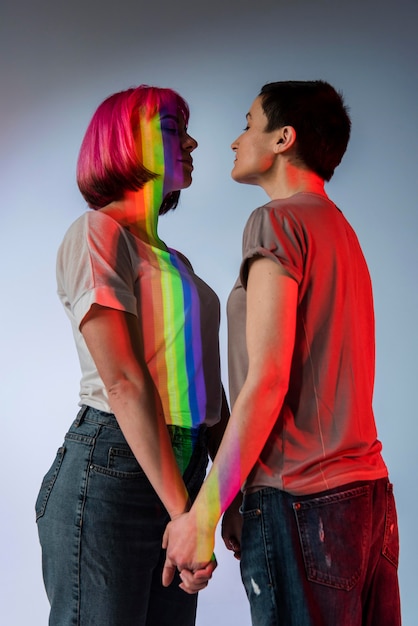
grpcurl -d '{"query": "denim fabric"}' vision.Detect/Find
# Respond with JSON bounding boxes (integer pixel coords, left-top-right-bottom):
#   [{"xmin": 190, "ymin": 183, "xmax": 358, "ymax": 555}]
[
  {"xmin": 36, "ymin": 405, "xmax": 208, "ymax": 626},
  {"xmin": 240, "ymin": 479, "xmax": 401, "ymax": 626}
]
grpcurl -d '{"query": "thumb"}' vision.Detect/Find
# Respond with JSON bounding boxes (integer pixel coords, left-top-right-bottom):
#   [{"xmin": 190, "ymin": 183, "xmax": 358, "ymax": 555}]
[
  {"xmin": 162, "ymin": 555, "xmax": 177, "ymax": 587},
  {"xmin": 162, "ymin": 525, "xmax": 169, "ymax": 550}
]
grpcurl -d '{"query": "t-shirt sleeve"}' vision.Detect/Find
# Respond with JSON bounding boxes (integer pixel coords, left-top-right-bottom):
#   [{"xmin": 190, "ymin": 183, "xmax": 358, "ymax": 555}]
[
  {"xmin": 56, "ymin": 212, "xmax": 138, "ymax": 328},
  {"xmin": 240, "ymin": 205, "xmax": 304, "ymax": 288}
]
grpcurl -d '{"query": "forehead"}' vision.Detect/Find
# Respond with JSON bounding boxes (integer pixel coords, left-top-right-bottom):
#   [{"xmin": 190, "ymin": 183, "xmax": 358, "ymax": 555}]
[
  {"xmin": 147, "ymin": 102, "xmax": 187, "ymax": 125},
  {"xmin": 248, "ymin": 96, "xmax": 265, "ymax": 119},
  {"xmin": 158, "ymin": 99, "xmax": 178, "ymax": 115}
]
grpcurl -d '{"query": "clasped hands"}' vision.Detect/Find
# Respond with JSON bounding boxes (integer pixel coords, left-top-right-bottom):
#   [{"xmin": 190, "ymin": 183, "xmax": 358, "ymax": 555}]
[
  {"xmin": 162, "ymin": 511, "xmax": 217, "ymax": 594},
  {"xmin": 162, "ymin": 495, "xmax": 243, "ymax": 594}
]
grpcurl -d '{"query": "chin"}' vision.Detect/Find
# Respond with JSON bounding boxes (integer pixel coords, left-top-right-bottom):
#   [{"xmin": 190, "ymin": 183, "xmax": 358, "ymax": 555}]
[
  {"xmin": 231, "ymin": 170, "xmax": 248, "ymax": 184},
  {"xmin": 172, "ymin": 174, "xmax": 192, "ymax": 191},
  {"xmin": 231, "ymin": 168, "xmax": 241, "ymax": 182}
]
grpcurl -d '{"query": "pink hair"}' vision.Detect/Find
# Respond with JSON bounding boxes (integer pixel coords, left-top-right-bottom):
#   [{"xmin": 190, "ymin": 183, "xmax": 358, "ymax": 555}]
[{"xmin": 76, "ymin": 85, "xmax": 190, "ymax": 209}]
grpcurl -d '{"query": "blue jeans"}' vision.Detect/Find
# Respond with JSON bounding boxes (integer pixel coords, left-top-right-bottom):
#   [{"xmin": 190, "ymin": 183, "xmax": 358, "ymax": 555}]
[
  {"xmin": 240, "ymin": 479, "xmax": 401, "ymax": 626},
  {"xmin": 36, "ymin": 405, "xmax": 209, "ymax": 626}
]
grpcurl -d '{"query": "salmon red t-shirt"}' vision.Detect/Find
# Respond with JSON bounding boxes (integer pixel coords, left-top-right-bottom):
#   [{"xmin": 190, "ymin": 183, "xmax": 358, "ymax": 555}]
[{"xmin": 227, "ymin": 193, "xmax": 387, "ymax": 495}]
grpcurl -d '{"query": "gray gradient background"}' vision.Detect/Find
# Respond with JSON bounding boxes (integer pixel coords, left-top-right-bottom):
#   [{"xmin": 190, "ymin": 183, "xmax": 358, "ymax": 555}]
[{"xmin": 1, "ymin": 0, "xmax": 417, "ymax": 623}]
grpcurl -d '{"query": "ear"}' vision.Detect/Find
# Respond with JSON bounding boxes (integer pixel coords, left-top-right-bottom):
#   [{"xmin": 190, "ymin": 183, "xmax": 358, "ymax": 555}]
[{"xmin": 273, "ymin": 126, "xmax": 296, "ymax": 154}]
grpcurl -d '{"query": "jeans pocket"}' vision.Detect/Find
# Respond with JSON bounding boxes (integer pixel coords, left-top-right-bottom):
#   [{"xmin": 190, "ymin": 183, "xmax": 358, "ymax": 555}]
[
  {"xmin": 91, "ymin": 445, "xmax": 146, "ymax": 479},
  {"xmin": 107, "ymin": 446, "xmax": 146, "ymax": 475},
  {"xmin": 35, "ymin": 446, "xmax": 66, "ymax": 521},
  {"xmin": 382, "ymin": 482, "xmax": 399, "ymax": 568},
  {"xmin": 293, "ymin": 485, "xmax": 371, "ymax": 590},
  {"xmin": 241, "ymin": 506, "xmax": 262, "ymax": 521}
]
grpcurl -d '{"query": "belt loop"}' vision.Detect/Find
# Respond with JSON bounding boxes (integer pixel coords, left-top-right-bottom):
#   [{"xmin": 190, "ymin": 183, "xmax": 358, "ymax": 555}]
[{"xmin": 74, "ymin": 405, "xmax": 89, "ymax": 427}]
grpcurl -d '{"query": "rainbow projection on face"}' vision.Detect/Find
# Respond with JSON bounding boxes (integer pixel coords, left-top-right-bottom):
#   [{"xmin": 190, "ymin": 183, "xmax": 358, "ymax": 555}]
[
  {"xmin": 135, "ymin": 111, "xmax": 207, "ymax": 473},
  {"xmin": 138, "ymin": 112, "xmax": 165, "ymax": 245}
]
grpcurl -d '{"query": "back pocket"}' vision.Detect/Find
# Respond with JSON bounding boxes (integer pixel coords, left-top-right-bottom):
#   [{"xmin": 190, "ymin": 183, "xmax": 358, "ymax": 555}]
[
  {"xmin": 35, "ymin": 446, "xmax": 66, "ymax": 521},
  {"xmin": 382, "ymin": 482, "xmax": 399, "ymax": 568},
  {"xmin": 293, "ymin": 485, "xmax": 370, "ymax": 590}
]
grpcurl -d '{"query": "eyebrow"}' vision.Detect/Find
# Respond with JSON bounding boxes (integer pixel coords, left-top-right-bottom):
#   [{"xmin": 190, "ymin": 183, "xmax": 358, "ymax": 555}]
[
  {"xmin": 246, "ymin": 112, "xmax": 252, "ymax": 119},
  {"xmin": 160, "ymin": 114, "xmax": 178, "ymax": 122}
]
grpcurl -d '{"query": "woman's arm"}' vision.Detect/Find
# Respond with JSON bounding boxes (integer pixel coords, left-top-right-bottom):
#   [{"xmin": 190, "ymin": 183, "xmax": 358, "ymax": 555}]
[
  {"xmin": 80, "ymin": 304, "xmax": 190, "ymax": 520},
  {"xmin": 163, "ymin": 257, "xmax": 298, "ymax": 575}
]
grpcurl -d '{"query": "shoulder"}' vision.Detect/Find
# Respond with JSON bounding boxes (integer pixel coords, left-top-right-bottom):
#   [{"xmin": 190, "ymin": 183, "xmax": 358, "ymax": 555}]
[
  {"xmin": 243, "ymin": 199, "xmax": 301, "ymax": 243},
  {"xmin": 244, "ymin": 194, "xmax": 335, "ymax": 242},
  {"xmin": 64, "ymin": 210, "xmax": 125, "ymax": 236},
  {"xmin": 168, "ymin": 248, "xmax": 194, "ymax": 271},
  {"xmin": 59, "ymin": 211, "xmax": 127, "ymax": 254},
  {"xmin": 57, "ymin": 211, "xmax": 134, "ymax": 283},
  {"xmin": 245, "ymin": 198, "xmax": 300, "ymax": 229},
  {"xmin": 57, "ymin": 213, "xmax": 88, "ymax": 262}
]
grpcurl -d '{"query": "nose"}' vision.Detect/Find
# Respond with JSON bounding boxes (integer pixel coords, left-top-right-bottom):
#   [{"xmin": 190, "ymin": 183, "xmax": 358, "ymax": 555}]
[{"xmin": 184, "ymin": 132, "xmax": 198, "ymax": 151}]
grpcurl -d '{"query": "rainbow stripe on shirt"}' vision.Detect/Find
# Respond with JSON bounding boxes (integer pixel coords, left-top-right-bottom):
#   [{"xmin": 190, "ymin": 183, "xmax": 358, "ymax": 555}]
[{"xmin": 133, "ymin": 111, "xmax": 211, "ymax": 471}]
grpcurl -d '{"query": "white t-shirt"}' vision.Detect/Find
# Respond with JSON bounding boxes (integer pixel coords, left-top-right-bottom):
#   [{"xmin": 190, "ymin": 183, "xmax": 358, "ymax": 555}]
[{"xmin": 57, "ymin": 210, "xmax": 222, "ymax": 428}]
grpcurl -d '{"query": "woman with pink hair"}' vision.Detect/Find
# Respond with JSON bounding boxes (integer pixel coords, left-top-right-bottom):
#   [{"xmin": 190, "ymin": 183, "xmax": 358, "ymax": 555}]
[{"xmin": 36, "ymin": 85, "xmax": 226, "ymax": 625}]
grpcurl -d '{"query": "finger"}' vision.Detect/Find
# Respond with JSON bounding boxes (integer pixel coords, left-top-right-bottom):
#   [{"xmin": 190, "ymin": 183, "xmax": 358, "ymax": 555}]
[
  {"xmin": 225, "ymin": 536, "xmax": 240, "ymax": 552},
  {"xmin": 179, "ymin": 580, "xmax": 207, "ymax": 594},
  {"xmin": 162, "ymin": 525, "xmax": 169, "ymax": 550},
  {"xmin": 179, "ymin": 570, "xmax": 209, "ymax": 594},
  {"xmin": 192, "ymin": 558, "xmax": 217, "ymax": 580},
  {"xmin": 180, "ymin": 569, "xmax": 203, "ymax": 585},
  {"xmin": 162, "ymin": 557, "xmax": 177, "ymax": 587}
]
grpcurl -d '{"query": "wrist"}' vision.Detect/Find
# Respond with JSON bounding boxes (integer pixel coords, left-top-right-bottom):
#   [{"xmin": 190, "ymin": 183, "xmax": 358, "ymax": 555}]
[
  {"xmin": 191, "ymin": 489, "xmax": 221, "ymax": 531},
  {"xmin": 165, "ymin": 478, "xmax": 190, "ymax": 520},
  {"xmin": 169, "ymin": 497, "xmax": 191, "ymax": 521}
]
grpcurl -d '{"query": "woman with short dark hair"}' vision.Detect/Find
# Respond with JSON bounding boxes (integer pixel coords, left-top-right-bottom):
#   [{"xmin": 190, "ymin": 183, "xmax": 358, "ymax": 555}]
[{"xmin": 164, "ymin": 80, "xmax": 400, "ymax": 626}]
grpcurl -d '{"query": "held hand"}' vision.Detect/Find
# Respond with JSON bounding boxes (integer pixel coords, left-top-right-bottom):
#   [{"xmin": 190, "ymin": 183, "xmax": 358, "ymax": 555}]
[
  {"xmin": 162, "ymin": 552, "xmax": 217, "ymax": 594},
  {"xmin": 162, "ymin": 511, "xmax": 216, "ymax": 588},
  {"xmin": 178, "ymin": 558, "xmax": 217, "ymax": 594},
  {"xmin": 161, "ymin": 553, "xmax": 177, "ymax": 588},
  {"xmin": 221, "ymin": 492, "xmax": 243, "ymax": 560}
]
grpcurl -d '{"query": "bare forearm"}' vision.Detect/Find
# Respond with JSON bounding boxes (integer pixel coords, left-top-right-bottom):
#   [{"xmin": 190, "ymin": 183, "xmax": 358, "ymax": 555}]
[
  {"xmin": 196, "ymin": 261, "xmax": 297, "ymax": 520},
  {"xmin": 80, "ymin": 307, "xmax": 190, "ymax": 520},
  {"xmin": 108, "ymin": 377, "xmax": 189, "ymax": 519},
  {"xmin": 191, "ymin": 376, "xmax": 287, "ymax": 528}
]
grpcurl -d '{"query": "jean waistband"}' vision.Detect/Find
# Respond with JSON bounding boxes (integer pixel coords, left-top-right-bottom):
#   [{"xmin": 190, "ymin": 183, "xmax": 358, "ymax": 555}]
[
  {"xmin": 74, "ymin": 405, "xmax": 116, "ymax": 428},
  {"xmin": 74, "ymin": 404, "xmax": 207, "ymax": 443}
]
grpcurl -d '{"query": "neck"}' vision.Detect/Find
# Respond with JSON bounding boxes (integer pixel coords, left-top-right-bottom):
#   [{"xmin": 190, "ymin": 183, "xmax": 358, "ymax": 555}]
[
  {"xmin": 100, "ymin": 185, "xmax": 166, "ymax": 249},
  {"xmin": 263, "ymin": 161, "xmax": 327, "ymax": 201}
]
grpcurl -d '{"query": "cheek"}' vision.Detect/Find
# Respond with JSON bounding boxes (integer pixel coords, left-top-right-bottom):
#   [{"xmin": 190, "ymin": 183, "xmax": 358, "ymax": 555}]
[
  {"xmin": 244, "ymin": 147, "xmax": 266, "ymax": 170},
  {"xmin": 162, "ymin": 139, "xmax": 181, "ymax": 176},
  {"xmin": 259, "ymin": 153, "xmax": 275, "ymax": 170},
  {"xmin": 254, "ymin": 142, "xmax": 274, "ymax": 170},
  {"xmin": 139, "ymin": 115, "xmax": 165, "ymax": 173}
]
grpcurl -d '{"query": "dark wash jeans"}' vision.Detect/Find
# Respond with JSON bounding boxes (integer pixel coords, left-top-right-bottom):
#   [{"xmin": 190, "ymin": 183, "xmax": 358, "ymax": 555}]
[
  {"xmin": 36, "ymin": 405, "xmax": 208, "ymax": 626},
  {"xmin": 240, "ymin": 479, "xmax": 401, "ymax": 626}
]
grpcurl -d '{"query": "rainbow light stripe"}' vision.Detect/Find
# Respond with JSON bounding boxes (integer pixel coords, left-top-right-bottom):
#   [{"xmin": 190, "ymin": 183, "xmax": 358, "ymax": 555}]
[
  {"xmin": 139, "ymin": 113, "xmax": 165, "ymax": 243},
  {"xmin": 135, "ymin": 112, "xmax": 207, "ymax": 470},
  {"xmin": 140, "ymin": 244, "xmax": 207, "ymax": 429}
]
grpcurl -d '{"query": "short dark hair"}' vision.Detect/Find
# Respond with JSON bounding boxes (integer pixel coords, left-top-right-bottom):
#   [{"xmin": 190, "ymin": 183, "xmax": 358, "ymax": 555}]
[
  {"xmin": 76, "ymin": 85, "xmax": 189, "ymax": 213},
  {"xmin": 259, "ymin": 80, "xmax": 351, "ymax": 181}
]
